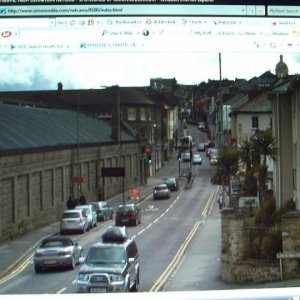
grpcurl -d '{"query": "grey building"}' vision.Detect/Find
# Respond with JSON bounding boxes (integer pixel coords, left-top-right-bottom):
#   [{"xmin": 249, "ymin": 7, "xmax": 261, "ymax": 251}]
[{"xmin": 0, "ymin": 102, "xmax": 140, "ymax": 243}]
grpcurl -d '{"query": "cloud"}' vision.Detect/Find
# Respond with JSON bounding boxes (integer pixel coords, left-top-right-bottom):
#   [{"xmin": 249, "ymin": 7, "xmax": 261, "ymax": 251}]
[{"xmin": 0, "ymin": 51, "xmax": 299, "ymax": 91}]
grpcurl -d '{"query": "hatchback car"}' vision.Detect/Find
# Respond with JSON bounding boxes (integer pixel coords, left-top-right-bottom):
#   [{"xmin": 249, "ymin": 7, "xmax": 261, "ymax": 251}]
[
  {"xmin": 115, "ymin": 204, "xmax": 141, "ymax": 226},
  {"xmin": 60, "ymin": 209, "xmax": 89, "ymax": 234},
  {"xmin": 164, "ymin": 178, "xmax": 179, "ymax": 191},
  {"xmin": 192, "ymin": 153, "xmax": 202, "ymax": 165},
  {"xmin": 210, "ymin": 155, "xmax": 219, "ymax": 165},
  {"xmin": 92, "ymin": 201, "xmax": 114, "ymax": 221},
  {"xmin": 76, "ymin": 226, "xmax": 139, "ymax": 293},
  {"xmin": 76, "ymin": 204, "xmax": 97, "ymax": 229},
  {"xmin": 197, "ymin": 143, "xmax": 206, "ymax": 152},
  {"xmin": 153, "ymin": 184, "xmax": 171, "ymax": 199},
  {"xmin": 34, "ymin": 236, "xmax": 83, "ymax": 273},
  {"xmin": 182, "ymin": 152, "xmax": 191, "ymax": 162}
]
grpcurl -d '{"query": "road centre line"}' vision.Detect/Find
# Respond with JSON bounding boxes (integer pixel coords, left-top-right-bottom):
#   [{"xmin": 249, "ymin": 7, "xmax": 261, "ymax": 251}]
[{"xmin": 149, "ymin": 221, "xmax": 202, "ymax": 292}]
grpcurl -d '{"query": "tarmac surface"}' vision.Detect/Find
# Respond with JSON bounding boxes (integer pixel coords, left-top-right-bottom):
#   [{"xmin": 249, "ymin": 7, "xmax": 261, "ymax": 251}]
[{"xmin": 1, "ymin": 153, "xmax": 300, "ymax": 293}]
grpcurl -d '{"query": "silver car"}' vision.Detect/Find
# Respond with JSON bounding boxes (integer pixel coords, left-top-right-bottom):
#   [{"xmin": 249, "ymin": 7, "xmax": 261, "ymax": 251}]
[
  {"xmin": 76, "ymin": 204, "xmax": 97, "ymax": 229},
  {"xmin": 60, "ymin": 209, "xmax": 89, "ymax": 234},
  {"xmin": 92, "ymin": 201, "xmax": 114, "ymax": 221},
  {"xmin": 34, "ymin": 236, "xmax": 83, "ymax": 273},
  {"xmin": 153, "ymin": 184, "xmax": 171, "ymax": 200}
]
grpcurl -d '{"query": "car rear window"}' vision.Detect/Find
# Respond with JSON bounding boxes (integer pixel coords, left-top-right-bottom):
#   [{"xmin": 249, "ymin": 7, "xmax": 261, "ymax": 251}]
[
  {"xmin": 116, "ymin": 206, "xmax": 133, "ymax": 213},
  {"xmin": 63, "ymin": 212, "xmax": 80, "ymax": 218},
  {"xmin": 165, "ymin": 179, "xmax": 175, "ymax": 184},
  {"xmin": 155, "ymin": 185, "xmax": 167, "ymax": 190}
]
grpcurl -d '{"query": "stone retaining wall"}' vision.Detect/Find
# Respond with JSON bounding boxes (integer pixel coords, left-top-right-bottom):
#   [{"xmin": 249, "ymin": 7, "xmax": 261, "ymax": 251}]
[
  {"xmin": 221, "ymin": 207, "xmax": 281, "ymax": 283},
  {"xmin": 0, "ymin": 142, "xmax": 141, "ymax": 243}
]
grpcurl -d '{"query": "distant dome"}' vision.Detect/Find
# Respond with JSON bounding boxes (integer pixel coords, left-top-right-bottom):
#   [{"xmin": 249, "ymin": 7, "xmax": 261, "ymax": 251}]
[{"xmin": 275, "ymin": 54, "xmax": 289, "ymax": 78}]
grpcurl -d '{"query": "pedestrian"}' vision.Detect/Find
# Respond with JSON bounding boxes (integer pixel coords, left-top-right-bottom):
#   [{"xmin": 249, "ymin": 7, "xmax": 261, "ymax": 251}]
[
  {"xmin": 79, "ymin": 194, "xmax": 86, "ymax": 205},
  {"xmin": 218, "ymin": 193, "xmax": 224, "ymax": 211},
  {"xmin": 67, "ymin": 196, "xmax": 76, "ymax": 209}
]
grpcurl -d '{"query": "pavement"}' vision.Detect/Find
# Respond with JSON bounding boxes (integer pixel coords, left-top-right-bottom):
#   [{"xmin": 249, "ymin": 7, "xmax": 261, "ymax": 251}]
[{"xmin": 1, "ymin": 152, "xmax": 300, "ymax": 292}]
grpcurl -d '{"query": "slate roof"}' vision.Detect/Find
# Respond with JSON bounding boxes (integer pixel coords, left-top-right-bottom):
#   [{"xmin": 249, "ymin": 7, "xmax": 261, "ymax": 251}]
[
  {"xmin": 0, "ymin": 103, "xmax": 136, "ymax": 154},
  {"xmin": 233, "ymin": 92, "xmax": 271, "ymax": 113}
]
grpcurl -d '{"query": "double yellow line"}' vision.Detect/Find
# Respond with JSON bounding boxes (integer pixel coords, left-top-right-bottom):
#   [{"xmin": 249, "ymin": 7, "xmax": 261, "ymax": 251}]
[
  {"xmin": 0, "ymin": 252, "xmax": 35, "ymax": 285},
  {"xmin": 149, "ymin": 187, "xmax": 219, "ymax": 292},
  {"xmin": 149, "ymin": 220, "xmax": 202, "ymax": 292}
]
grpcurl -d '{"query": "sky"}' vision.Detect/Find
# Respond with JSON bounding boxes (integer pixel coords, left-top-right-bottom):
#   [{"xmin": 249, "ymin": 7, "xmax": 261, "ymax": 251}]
[{"xmin": 1, "ymin": 51, "xmax": 300, "ymax": 91}]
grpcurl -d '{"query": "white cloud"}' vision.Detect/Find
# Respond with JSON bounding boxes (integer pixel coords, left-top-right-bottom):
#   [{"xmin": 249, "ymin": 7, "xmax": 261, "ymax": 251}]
[{"xmin": 1, "ymin": 51, "xmax": 299, "ymax": 91}]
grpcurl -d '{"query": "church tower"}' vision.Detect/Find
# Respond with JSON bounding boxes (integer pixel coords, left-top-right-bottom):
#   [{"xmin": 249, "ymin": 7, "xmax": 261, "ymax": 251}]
[{"xmin": 275, "ymin": 54, "xmax": 289, "ymax": 78}]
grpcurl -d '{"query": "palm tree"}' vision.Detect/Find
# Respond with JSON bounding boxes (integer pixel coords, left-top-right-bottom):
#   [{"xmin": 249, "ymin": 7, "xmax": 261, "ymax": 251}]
[
  {"xmin": 239, "ymin": 136, "xmax": 254, "ymax": 177},
  {"xmin": 217, "ymin": 147, "xmax": 239, "ymax": 196},
  {"xmin": 251, "ymin": 129, "xmax": 278, "ymax": 211}
]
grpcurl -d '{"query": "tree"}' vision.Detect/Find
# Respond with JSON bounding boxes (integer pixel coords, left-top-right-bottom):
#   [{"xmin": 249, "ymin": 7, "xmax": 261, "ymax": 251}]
[
  {"xmin": 216, "ymin": 147, "xmax": 239, "ymax": 196},
  {"xmin": 251, "ymin": 129, "xmax": 278, "ymax": 209}
]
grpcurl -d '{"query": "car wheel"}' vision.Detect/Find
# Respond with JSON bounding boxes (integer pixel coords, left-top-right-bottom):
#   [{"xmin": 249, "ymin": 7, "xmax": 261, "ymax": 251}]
[
  {"xmin": 70, "ymin": 256, "xmax": 76, "ymax": 270},
  {"xmin": 35, "ymin": 265, "xmax": 42, "ymax": 273},
  {"xmin": 131, "ymin": 271, "xmax": 139, "ymax": 292}
]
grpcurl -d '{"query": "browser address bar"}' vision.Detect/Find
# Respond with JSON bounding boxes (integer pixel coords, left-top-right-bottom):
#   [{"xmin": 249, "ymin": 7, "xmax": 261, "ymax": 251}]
[{"xmin": 0, "ymin": 4, "xmax": 256, "ymax": 17}]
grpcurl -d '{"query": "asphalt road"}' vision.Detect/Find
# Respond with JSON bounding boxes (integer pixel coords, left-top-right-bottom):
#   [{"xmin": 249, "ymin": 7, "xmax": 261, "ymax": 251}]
[{"xmin": 0, "ymin": 146, "xmax": 218, "ymax": 294}]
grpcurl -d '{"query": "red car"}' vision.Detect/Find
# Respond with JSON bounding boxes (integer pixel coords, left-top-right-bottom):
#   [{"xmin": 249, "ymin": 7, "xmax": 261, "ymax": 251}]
[{"xmin": 115, "ymin": 204, "xmax": 141, "ymax": 226}]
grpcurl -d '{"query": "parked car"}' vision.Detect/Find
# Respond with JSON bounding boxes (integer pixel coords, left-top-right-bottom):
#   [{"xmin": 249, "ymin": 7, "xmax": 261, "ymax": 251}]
[
  {"xmin": 164, "ymin": 177, "xmax": 179, "ymax": 191},
  {"xmin": 76, "ymin": 226, "xmax": 139, "ymax": 293},
  {"xmin": 182, "ymin": 152, "xmax": 191, "ymax": 162},
  {"xmin": 115, "ymin": 203, "xmax": 141, "ymax": 226},
  {"xmin": 92, "ymin": 201, "xmax": 114, "ymax": 221},
  {"xmin": 198, "ymin": 122, "xmax": 205, "ymax": 130},
  {"xmin": 210, "ymin": 155, "xmax": 219, "ymax": 165},
  {"xmin": 192, "ymin": 153, "xmax": 202, "ymax": 165},
  {"xmin": 197, "ymin": 142, "xmax": 206, "ymax": 152},
  {"xmin": 208, "ymin": 148, "xmax": 219, "ymax": 159},
  {"xmin": 60, "ymin": 209, "xmax": 89, "ymax": 234},
  {"xmin": 153, "ymin": 183, "xmax": 171, "ymax": 199},
  {"xmin": 34, "ymin": 236, "xmax": 83, "ymax": 273},
  {"xmin": 76, "ymin": 204, "xmax": 97, "ymax": 229}
]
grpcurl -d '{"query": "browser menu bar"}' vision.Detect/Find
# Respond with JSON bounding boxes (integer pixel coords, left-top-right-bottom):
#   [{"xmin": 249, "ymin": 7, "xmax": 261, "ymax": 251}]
[{"xmin": 1, "ymin": 16, "xmax": 300, "ymax": 53}]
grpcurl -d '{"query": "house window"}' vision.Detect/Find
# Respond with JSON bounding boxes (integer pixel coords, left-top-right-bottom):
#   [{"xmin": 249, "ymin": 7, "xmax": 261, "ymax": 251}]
[
  {"xmin": 252, "ymin": 116, "xmax": 259, "ymax": 129},
  {"xmin": 128, "ymin": 107, "xmax": 136, "ymax": 121},
  {"xmin": 140, "ymin": 108, "xmax": 146, "ymax": 121}
]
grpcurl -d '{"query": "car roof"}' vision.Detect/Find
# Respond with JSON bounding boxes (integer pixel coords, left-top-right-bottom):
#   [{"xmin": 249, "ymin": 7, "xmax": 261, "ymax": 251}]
[
  {"xmin": 63, "ymin": 209, "xmax": 83, "ymax": 213},
  {"xmin": 118, "ymin": 203, "xmax": 135, "ymax": 207},
  {"xmin": 41, "ymin": 236, "xmax": 74, "ymax": 243}
]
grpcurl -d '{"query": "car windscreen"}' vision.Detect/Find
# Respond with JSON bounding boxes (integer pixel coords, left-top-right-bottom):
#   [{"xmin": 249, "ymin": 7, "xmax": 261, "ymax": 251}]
[{"xmin": 86, "ymin": 246, "xmax": 126, "ymax": 264}]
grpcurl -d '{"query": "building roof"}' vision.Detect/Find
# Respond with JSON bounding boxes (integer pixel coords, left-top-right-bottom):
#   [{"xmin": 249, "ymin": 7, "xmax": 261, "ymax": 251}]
[
  {"xmin": 233, "ymin": 92, "xmax": 271, "ymax": 114},
  {"xmin": 0, "ymin": 103, "xmax": 136, "ymax": 154}
]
